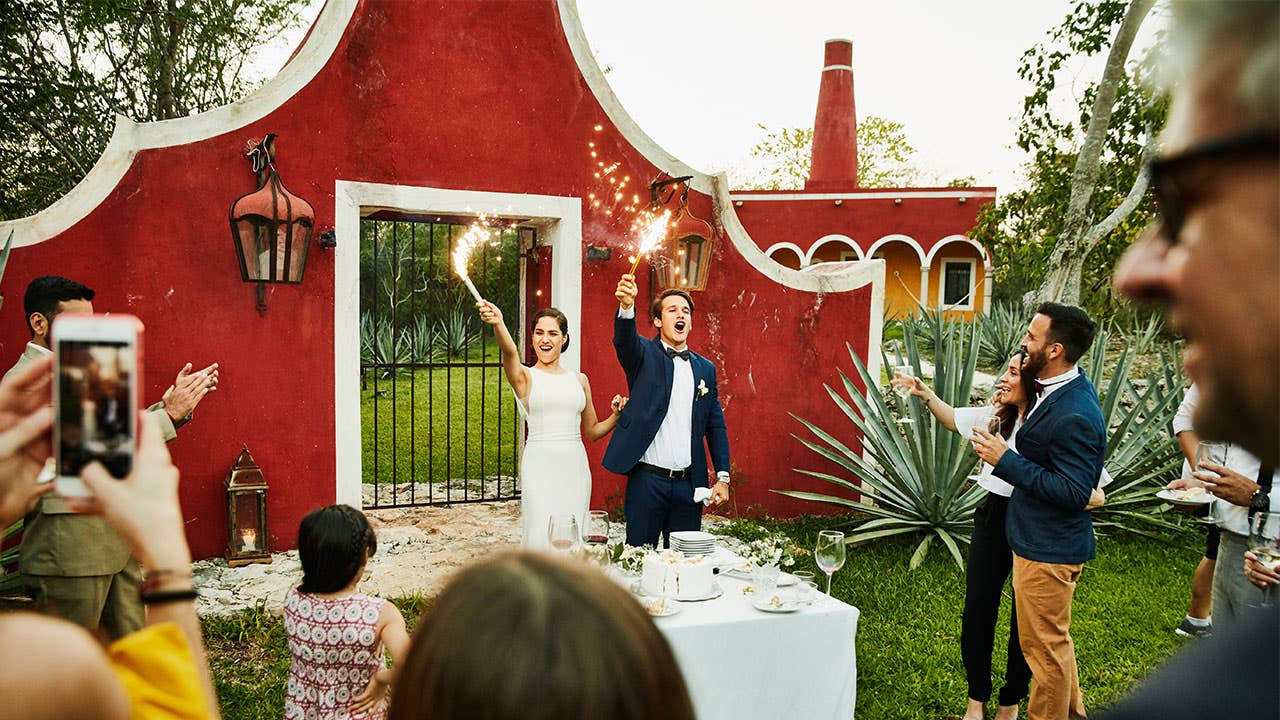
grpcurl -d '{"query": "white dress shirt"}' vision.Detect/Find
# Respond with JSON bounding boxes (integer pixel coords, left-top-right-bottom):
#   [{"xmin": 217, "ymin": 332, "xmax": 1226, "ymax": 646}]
[
  {"xmin": 1175, "ymin": 383, "xmax": 1280, "ymax": 535},
  {"xmin": 619, "ymin": 305, "xmax": 728, "ymax": 484}
]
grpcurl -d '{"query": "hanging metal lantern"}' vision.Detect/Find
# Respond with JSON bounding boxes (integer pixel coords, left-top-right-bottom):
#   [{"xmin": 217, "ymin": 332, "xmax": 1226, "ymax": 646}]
[{"xmin": 228, "ymin": 134, "xmax": 314, "ymax": 314}]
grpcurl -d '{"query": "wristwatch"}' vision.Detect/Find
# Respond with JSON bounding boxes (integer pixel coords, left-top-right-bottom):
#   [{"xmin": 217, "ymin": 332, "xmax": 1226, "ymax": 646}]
[{"xmin": 1250, "ymin": 488, "xmax": 1271, "ymax": 514}]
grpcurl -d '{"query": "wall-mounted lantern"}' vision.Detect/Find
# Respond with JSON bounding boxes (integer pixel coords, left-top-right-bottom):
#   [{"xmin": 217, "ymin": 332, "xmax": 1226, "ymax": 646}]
[
  {"xmin": 225, "ymin": 444, "xmax": 271, "ymax": 567},
  {"xmin": 228, "ymin": 134, "xmax": 315, "ymax": 315},
  {"xmin": 648, "ymin": 173, "xmax": 716, "ymax": 291}
]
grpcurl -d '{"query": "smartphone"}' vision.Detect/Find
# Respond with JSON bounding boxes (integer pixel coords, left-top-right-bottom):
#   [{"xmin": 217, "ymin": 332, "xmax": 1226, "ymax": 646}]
[{"xmin": 52, "ymin": 314, "xmax": 143, "ymax": 497}]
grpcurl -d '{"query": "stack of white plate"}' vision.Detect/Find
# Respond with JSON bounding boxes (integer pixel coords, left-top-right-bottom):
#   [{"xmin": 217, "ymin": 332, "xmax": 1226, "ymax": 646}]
[{"xmin": 670, "ymin": 530, "xmax": 716, "ymax": 556}]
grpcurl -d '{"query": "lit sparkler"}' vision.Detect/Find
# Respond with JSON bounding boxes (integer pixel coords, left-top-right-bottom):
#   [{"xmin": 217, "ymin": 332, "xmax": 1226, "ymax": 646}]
[
  {"xmin": 452, "ymin": 218, "xmax": 494, "ymax": 303},
  {"xmin": 627, "ymin": 209, "xmax": 671, "ymax": 275}
]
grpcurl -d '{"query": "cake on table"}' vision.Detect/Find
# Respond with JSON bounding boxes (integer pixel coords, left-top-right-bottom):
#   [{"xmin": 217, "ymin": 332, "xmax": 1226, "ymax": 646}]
[{"xmin": 641, "ymin": 550, "xmax": 714, "ymax": 597}]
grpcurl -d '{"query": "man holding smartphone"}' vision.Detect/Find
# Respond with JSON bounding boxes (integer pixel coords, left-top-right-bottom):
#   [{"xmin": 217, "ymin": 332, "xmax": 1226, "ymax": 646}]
[{"xmin": 6, "ymin": 275, "xmax": 219, "ymax": 639}]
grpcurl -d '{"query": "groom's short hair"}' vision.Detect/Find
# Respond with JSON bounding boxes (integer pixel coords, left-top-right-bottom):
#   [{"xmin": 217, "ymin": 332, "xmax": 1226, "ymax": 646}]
[
  {"xmin": 1035, "ymin": 301, "xmax": 1096, "ymax": 364},
  {"xmin": 650, "ymin": 289, "xmax": 694, "ymax": 320}
]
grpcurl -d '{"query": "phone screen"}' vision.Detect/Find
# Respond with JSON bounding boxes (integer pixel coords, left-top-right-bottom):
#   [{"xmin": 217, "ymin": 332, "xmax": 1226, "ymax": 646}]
[{"xmin": 58, "ymin": 340, "xmax": 135, "ymax": 478}]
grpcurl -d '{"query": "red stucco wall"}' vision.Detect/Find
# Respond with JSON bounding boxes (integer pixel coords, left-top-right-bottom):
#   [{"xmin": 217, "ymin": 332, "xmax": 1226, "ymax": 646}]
[{"xmin": 3, "ymin": 0, "xmax": 876, "ymax": 558}]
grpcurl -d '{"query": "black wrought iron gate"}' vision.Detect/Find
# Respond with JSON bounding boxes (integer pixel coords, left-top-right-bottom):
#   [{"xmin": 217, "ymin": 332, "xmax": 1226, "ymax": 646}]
[{"xmin": 359, "ymin": 214, "xmax": 531, "ymax": 508}]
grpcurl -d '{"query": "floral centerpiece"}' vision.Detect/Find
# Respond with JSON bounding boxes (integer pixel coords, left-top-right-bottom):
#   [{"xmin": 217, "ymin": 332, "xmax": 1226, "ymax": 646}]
[
  {"xmin": 610, "ymin": 543, "xmax": 649, "ymax": 575},
  {"xmin": 742, "ymin": 533, "xmax": 798, "ymax": 570}
]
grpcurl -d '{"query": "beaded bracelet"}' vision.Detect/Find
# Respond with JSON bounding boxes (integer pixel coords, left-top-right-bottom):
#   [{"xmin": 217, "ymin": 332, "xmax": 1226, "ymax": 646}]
[
  {"xmin": 141, "ymin": 567, "xmax": 194, "ymax": 594},
  {"xmin": 141, "ymin": 588, "xmax": 199, "ymax": 605}
]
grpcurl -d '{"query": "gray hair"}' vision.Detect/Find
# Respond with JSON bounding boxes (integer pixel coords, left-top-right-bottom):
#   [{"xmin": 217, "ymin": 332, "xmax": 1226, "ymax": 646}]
[{"xmin": 1163, "ymin": 1, "xmax": 1280, "ymax": 127}]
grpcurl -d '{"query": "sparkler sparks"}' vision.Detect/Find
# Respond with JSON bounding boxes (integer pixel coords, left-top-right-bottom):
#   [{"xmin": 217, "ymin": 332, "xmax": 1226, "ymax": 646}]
[{"xmin": 452, "ymin": 216, "xmax": 497, "ymax": 303}]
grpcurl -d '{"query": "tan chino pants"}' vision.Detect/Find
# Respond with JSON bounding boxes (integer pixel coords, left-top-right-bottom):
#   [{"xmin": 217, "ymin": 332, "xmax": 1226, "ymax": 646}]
[{"xmin": 1012, "ymin": 553, "xmax": 1087, "ymax": 720}]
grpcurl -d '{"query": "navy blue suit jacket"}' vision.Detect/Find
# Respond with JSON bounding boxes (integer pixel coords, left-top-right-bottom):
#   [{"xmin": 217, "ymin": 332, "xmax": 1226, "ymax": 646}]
[
  {"xmin": 993, "ymin": 372, "xmax": 1106, "ymax": 564},
  {"xmin": 602, "ymin": 310, "xmax": 730, "ymax": 485}
]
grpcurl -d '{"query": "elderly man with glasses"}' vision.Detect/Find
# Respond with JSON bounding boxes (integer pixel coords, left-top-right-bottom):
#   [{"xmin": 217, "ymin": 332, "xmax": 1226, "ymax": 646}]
[{"xmin": 1103, "ymin": 2, "xmax": 1278, "ymax": 718}]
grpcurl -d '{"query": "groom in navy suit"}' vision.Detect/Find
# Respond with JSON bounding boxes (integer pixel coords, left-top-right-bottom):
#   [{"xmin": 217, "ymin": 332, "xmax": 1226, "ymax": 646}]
[
  {"xmin": 603, "ymin": 273, "xmax": 731, "ymax": 548},
  {"xmin": 972, "ymin": 302, "xmax": 1104, "ymax": 720}
]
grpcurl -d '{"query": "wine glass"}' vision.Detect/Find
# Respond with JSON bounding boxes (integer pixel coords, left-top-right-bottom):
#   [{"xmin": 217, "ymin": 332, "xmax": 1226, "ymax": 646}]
[
  {"xmin": 547, "ymin": 514, "xmax": 580, "ymax": 554},
  {"xmin": 1249, "ymin": 511, "xmax": 1280, "ymax": 607},
  {"xmin": 966, "ymin": 411, "xmax": 1002, "ymax": 482},
  {"xmin": 814, "ymin": 530, "xmax": 847, "ymax": 599},
  {"xmin": 585, "ymin": 510, "xmax": 610, "ymax": 546},
  {"xmin": 891, "ymin": 365, "xmax": 916, "ymax": 424}
]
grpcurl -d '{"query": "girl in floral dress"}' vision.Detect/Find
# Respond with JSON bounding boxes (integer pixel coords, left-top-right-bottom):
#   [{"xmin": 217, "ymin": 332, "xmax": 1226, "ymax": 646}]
[{"xmin": 284, "ymin": 505, "xmax": 410, "ymax": 720}]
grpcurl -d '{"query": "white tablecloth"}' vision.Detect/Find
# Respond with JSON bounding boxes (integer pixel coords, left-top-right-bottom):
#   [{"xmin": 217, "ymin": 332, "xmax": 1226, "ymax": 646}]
[{"xmin": 652, "ymin": 565, "xmax": 859, "ymax": 720}]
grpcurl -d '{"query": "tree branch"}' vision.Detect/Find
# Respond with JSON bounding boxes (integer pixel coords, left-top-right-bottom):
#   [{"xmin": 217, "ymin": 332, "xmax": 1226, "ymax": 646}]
[{"xmin": 1080, "ymin": 136, "xmax": 1155, "ymax": 254}]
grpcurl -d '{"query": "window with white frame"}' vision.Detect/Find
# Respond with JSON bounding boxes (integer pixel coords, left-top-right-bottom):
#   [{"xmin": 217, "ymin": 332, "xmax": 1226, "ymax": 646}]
[{"xmin": 941, "ymin": 259, "xmax": 976, "ymax": 308}]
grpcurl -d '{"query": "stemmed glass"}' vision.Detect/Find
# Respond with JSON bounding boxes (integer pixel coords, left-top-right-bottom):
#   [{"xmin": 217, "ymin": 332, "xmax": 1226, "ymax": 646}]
[
  {"xmin": 1249, "ymin": 511, "xmax": 1280, "ymax": 607},
  {"xmin": 966, "ymin": 410, "xmax": 1002, "ymax": 482},
  {"xmin": 547, "ymin": 514, "xmax": 580, "ymax": 554},
  {"xmin": 583, "ymin": 510, "xmax": 610, "ymax": 565},
  {"xmin": 814, "ymin": 530, "xmax": 847, "ymax": 599}
]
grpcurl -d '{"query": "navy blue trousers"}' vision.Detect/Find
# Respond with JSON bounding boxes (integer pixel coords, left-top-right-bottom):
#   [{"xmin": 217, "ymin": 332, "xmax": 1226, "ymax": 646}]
[{"xmin": 624, "ymin": 467, "xmax": 702, "ymax": 548}]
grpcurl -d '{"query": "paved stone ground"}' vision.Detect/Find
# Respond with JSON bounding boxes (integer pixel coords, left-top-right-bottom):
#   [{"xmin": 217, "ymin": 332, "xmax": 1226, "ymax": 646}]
[
  {"xmin": 194, "ymin": 499, "xmax": 734, "ymax": 617},
  {"xmin": 195, "ymin": 500, "xmax": 525, "ymax": 617}
]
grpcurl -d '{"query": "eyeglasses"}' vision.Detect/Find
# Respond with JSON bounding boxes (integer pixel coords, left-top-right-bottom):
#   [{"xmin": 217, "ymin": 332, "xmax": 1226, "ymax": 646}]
[{"xmin": 1147, "ymin": 129, "xmax": 1279, "ymax": 244}]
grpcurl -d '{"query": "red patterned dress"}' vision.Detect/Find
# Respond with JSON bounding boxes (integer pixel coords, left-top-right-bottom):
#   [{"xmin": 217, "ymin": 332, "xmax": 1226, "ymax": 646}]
[{"xmin": 283, "ymin": 588, "xmax": 388, "ymax": 720}]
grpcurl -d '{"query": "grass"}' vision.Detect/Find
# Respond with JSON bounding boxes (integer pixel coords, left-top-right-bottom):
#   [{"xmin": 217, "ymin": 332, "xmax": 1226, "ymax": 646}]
[
  {"xmin": 361, "ymin": 347, "xmax": 521, "ymax": 490},
  {"xmin": 204, "ymin": 526, "xmax": 1200, "ymax": 720}
]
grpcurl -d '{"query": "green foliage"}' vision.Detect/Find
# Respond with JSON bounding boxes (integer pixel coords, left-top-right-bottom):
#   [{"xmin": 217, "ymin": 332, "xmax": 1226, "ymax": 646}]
[
  {"xmin": 741, "ymin": 115, "xmax": 938, "ymax": 190},
  {"xmin": 1080, "ymin": 327, "xmax": 1189, "ymax": 539},
  {"xmin": 434, "ymin": 298, "xmax": 482, "ymax": 360},
  {"xmin": 976, "ymin": 300, "xmax": 1028, "ymax": 371},
  {"xmin": 1, "ymin": 0, "xmax": 309, "ymax": 220},
  {"xmin": 780, "ymin": 315, "xmax": 986, "ymax": 569},
  {"xmin": 972, "ymin": 0, "xmax": 1167, "ymax": 320}
]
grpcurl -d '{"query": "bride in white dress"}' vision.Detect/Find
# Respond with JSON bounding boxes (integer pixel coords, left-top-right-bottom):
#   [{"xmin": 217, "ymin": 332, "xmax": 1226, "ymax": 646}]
[{"xmin": 477, "ymin": 302, "xmax": 625, "ymax": 550}]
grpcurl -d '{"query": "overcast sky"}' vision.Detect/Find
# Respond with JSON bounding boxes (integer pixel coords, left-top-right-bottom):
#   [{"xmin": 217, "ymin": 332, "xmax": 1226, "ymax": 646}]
[{"xmin": 258, "ymin": 1, "xmax": 1159, "ymax": 196}]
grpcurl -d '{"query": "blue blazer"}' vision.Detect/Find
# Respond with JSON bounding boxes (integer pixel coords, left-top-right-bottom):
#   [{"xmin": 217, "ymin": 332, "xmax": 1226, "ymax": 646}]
[
  {"xmin": 993, "ymin": 372, "xmax": 1106, "ymax": 565},
  {"xmin": 602, "ymin": 310, "xmax": 730, "ymax": 485}
]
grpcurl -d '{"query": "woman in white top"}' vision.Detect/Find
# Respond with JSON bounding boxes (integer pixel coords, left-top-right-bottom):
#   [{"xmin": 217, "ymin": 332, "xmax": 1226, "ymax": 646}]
[
  {"xmin": 477, "ymin": 302, "xmax": 625, "ymax": 550},
  {"xmin": 894, "ymin": 352, "xmax": 1107, "ymax": 720}
]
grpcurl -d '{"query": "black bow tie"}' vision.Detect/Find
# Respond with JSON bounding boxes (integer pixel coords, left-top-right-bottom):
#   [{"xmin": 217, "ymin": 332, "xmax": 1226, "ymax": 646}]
[{"xmin": 665, "ymin": 347, "xmax": 691, "ymax": 361}]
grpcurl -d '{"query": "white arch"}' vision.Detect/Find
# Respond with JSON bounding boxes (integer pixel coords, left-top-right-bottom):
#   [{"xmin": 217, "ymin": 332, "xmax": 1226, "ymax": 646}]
[
  {"xmin": 925, "ymin": 234, "xmax": 990, "ymax": 267},
  {"xmin": 0, "ymin": 0, "xmax": 359, "ymax": 247},
  {"xmin": 864, "ymin": 234, "xmax": 927, "ymax": 265},
  {"xmin": 763, "ymin": 241, "xmax": 807, "ymax": 265},
  {"xmin": 805, "ymin": 234, "xmax": 863, "ymax": 264}
]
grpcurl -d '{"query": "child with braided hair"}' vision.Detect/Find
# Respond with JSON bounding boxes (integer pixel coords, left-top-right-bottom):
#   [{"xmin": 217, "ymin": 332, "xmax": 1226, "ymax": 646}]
[{"xmin": 283, "ymin": 505, "xmax": 410, "ymax": 720}]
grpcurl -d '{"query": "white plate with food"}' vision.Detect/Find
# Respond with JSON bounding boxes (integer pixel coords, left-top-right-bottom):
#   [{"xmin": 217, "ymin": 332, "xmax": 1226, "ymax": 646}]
[
  {"xmin": 1156, "ymin": 488, "xmax": 1214, "ymax": 507},
  {"xmin": 750, "ymin": 594, "xmax": 803, "ymax": 613},
  {"xmin": 641, "ymin": 597, "xmax": 682, "ymax": 617}
]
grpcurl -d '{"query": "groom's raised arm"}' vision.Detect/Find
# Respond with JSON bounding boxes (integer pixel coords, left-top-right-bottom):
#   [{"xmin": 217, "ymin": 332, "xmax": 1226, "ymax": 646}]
[{"xmin": 613, "ymin": 274, "xmax": 645, "ymax": 377}]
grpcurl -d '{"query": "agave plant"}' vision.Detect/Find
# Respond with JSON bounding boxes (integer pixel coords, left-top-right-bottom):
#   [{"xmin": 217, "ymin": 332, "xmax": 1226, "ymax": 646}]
[
  {"xmin": 779, "ymin": 314, "xmax": 987, "ymax": 569},
  {"xmin": 976, "ymin": 300, "xmax": 1028, "ymax": 371},
  {"xmin": 1082, "ymin": 329, "xmax": 1188, "ymax": 539},
  {"xmin": 434, "ymin": 297, "xmax": 482, "ymax": 359}
]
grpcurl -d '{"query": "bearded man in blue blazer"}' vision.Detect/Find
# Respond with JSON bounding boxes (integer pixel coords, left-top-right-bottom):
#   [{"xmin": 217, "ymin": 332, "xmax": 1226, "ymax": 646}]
[
  {"xmin": 971, "ymin": 302, "xmax": 1105, "ymax": 720},
  {"xmin": 603, "ymin": 273, "xmax": 731, "ymax": 548}
]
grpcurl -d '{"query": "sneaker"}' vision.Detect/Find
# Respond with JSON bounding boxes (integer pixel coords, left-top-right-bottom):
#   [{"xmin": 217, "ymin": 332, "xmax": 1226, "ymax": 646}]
[{"xmin": 1175, "ymin": 616, "xmax": 1212, "ymax": 638}]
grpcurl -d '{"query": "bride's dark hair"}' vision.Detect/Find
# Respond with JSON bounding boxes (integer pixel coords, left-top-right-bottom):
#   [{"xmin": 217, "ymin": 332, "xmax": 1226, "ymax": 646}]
[{"xmin": 532, "ymin": 307, "xmax": 570, "ymax": 351}]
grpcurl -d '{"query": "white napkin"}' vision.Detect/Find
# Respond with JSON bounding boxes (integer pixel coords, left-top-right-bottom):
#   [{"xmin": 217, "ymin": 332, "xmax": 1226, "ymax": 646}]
[{"xmin": 693, "ymin": 487, "xmax": 713, "ymax": 505}]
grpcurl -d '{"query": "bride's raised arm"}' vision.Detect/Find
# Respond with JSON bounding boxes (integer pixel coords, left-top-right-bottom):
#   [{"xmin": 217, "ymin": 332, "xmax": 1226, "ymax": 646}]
[{"xmin": 477, "ymin": 301, "xmax": 530, "ymax": 399}]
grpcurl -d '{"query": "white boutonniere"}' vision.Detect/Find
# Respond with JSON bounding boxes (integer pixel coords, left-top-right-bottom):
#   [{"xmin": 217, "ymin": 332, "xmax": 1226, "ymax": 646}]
[{"xmin": 697, "ymin": 379, "xmax": 709, "ymax": 398}]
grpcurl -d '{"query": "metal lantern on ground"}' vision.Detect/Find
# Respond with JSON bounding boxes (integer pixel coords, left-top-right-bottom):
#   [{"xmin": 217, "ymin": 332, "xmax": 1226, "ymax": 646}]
[
  {"xmin": 226, "ymin": 444, "xmax": 271, "ymax": 567},
  {"xmin": 228, "ymin": 134, "xmax": 315, "ymax": 315}
]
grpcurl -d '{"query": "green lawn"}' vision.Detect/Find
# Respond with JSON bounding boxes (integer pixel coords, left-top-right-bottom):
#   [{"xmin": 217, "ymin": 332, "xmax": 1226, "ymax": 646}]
[
  {"xmin": 204, "ymin": 526, "xmax": 1200, "ymax": 720},
  {"xmin": 360, "ymin": 359, "xmax": 521, "ymax": 492}
]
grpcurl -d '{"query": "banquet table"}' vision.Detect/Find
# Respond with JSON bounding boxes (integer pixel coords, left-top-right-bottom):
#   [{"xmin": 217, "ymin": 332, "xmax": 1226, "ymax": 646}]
[{"xmin": 650, "ymin": 564, "xmax": 860, "ymax": 720}]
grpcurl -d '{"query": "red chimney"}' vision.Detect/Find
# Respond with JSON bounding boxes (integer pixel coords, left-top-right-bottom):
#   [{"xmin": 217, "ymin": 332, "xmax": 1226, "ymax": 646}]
[{"xmin": 806, "ymin": 39, "xmax": 858, "ymax": 190}]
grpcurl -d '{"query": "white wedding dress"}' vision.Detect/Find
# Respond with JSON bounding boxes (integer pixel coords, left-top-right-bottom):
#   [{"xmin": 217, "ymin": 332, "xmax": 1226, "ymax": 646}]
[{"xmin": 517, "ymin": 367, "xmax": 590, "ymax": 550}]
